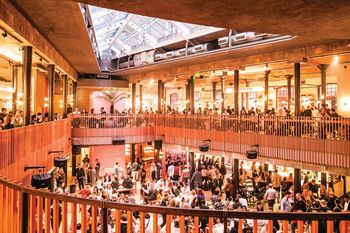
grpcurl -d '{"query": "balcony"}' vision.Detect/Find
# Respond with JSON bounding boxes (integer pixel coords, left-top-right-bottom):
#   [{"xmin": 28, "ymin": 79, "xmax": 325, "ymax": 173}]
[{"xmin": 72, "ymin": 114, "xmax": 350, "ymax": 173}]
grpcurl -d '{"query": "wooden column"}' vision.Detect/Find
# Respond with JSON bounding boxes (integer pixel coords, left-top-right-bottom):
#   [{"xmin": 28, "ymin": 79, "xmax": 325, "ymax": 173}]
[
  {"xmin": 131, "ymin": 144, "xmax": 136, "ymax": 163},
  {"xmin": 294, "ymin": 168, "xmax": 301, "ymax": 196},
  {"xmin": 234, "ymin": 70, "xmax": 239, "ymax": 115},
  {"xmin": 22, "ymin": 192, "xmax": 29, "ymax": 233},
  {"xmin": 139, "ymin": 84, "xmax": 143, "ymax": 112},
  {"xmin": 264, "ymin": 70, "xmax": 270, "ymax": 113},
  {"xmin": 47, "ymin": 64, "xmax": 55, "ymax": 121},
  {"xmin": 62, "ymin": 75, "xmax": 68, "ymax": 118},
  {"xmin": 294, "ymin": 63, "xmax": 301, "ymax": 116},
  {"xmin": 189, "ymin": 76, "xmax": 195, "ymax": 114},
  {"xmin": 162, "ymin": 82, "xmax": 166, "ymax": 113},
  {"xmin": 212, "ymin": 82, "xmax": 217, "ymax": 109},
  {"xmin": 132, "ymin": 83, "xmax": 136, "ymax": 114},
  {"xmin": 186, "ymin": 81, "xmax": 190, "ymax": 110},
  {"xmin": 220, "ymin": 76, "xmax": 226, "ymax": 112},
  {"xmin": 22, "ymin": 46, "xmax": 33, "ymax": 126},
  {"xmin": 12, "ymin": 65, "xmax": 18, "ymax": 113},
  {"xmin": 189, "ymin": 151, "xmax": 195, "ymax": 189},
  {"xmin": 245, "ymin": 80, "xmax": 249, "ymax": 109},
  {"xmin": 318, "ymin": 64, "xmax": 328, "ymax": 106},
  {"xmin": 101, "ymin": 208, "xmax": 108, "ymax": 233},
  {"xmin": 285, "ymin": 75, "xmax": 293, "ymax": 111},
  {"xmin": 72, "ymin": 81, "xmax": 77, "ymax": 110},
  {"xmin": 321, "ymin": 172, "xmax": 327, "ymax": 187},
  {"xmin": 157, "ymin": 80, "xmax": 162, "ymax": 113}
]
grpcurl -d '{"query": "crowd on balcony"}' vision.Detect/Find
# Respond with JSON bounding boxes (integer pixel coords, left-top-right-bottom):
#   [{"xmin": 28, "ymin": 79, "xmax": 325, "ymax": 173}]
[
  {"xmin": 56, "ymin": 153, "xmax": 350, "ymax": 233},
  {"xmin": 0, "ymin": 105, "xmax": 75, "ymax": 130}
]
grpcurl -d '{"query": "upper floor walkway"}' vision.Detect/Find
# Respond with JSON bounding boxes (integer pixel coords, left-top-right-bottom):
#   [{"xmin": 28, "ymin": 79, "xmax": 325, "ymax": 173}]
[{"xmin": 71, "ymin": 114, "xmax": 350, "ymax": 174}]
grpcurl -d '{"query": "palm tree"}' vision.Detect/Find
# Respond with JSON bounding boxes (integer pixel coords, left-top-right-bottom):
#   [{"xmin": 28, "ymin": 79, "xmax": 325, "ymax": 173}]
[{"xmin": 97, "ymin": 89, "xmax": 128, "ymax": 114}]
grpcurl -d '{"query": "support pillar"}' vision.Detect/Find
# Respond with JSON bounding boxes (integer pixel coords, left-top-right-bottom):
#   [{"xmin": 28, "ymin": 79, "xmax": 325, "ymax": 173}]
[
  {"xmin": 161, "ymin": 148, "xmax": 166, "ymax": 179},
  {"xmin": 101, "ymin": 208, "xmax": 108, "ymax": 233},
  {"xmin": 162, "ymin": 82, "xmax": 166, "ymax": 113},
  {"xmin": 22, "ymin": 46, "xmax": 33, "ymax": 125},
  {"xmin": 234, "ymin": 70, "xmax": 239, "ymax": 115},
  {"xmin": 72, "ymin": 81, "xmax": 77, "ymax": 111},
  {"xmin": 321, "ymin": 172, "xmax": 327, "ymax": 187},
  {"xmin": 12, "ymin": 65, "xmax": 18, "ymax": 113},
  {"xmin": 294, "ymin": 168, "xmax": 301, "ymax": 195},
  {"xmin": 318, "ymin": 64, "xmax": 328, "ymax": 106},
  {"xmin": 285, "ymin": 75, "xmax": 293, "ymax": 111},
  {"xmin": 264, "ymin": 70, "xmax": 270, "ymax": 113},
  {"xmin": 212, "ymin": 82, "xmax": 217, "ymax": 109},
  {"xmin": 157, "ymin": 80, "xmax": 162, "ymax": 113},
  {"xmin": 131, "ymin": 144, "xmax": 136, "ymax": 163},
  {"xmin": 264, "ymin": 163, "xmax": 269, "ymax": 172},
  {"xmin": 220, "ymin": 76, "xmax": 226, "ymax": 112},
  {"xmin": 233, "ymin": 158, "xmax": 239, "ymax": 187},
  {"xmin": 189, "ymin": 152, "xmax": 195, "ymax": 189},
  {"xmin": 22, "ymin": 192, "xmax": 29, "ymax": 233},
  {"xmin": 62, "ymin": 75, "xmax": 68, "ymax": 118},
  {"xmin": 139, "ymin": 84, "xmax": 143, "ymax": 113},
  {"xmin": 47, "ymin": 64, "xmax": 55, "ymax": 121},
  {"xmin": 132, "ymin": 83, "xmax": 136, "ymax": 114},
  {"xmin": 245, "ymin": 80, "xmax": 249, "ymax": 109},
  {"xmin": 189, "ymin": 76, "xmax": 195, "ymax": 114},
  {"xmin": 294, "ymin": 63, "xmax": 301, "ymax": 116}
]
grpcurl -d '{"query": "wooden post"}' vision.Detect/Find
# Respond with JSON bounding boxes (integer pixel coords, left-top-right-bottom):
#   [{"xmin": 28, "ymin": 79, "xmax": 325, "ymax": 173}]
[
  {"xmin": 212, "ymin": 82, "xmax": 217, "ymax": 109},
  {"xmin": 62, "ymin": 74, "xmax": 68, "ymax": 118},
  {"xmin": 22, "ymin": 46, "xmax": 33, "ymax": 126},
  {"xmin": 62, "ymin": 201, "xmax": 68, "ymax": 233},
  {"xmin": 21, "ymin": 192, "xmax": 29, "ymax": 233},
  {"xmin": 264, "ymin": 70, "xmax": 270, "ymax": 113},
  {"xmin": 47, "ymin": 64, "xmax": 55, "ymax": 121},
  {"xmin": 294, "ymin": 63, "xmax": 301, "ymax": 116},
  {"xmin": 234, "ymin": 70, "xmax": 239, "ymax": 115},
  {"xmin": 71, "ymin": 203, "xmax": 77, "ymax": 233},
  {"xmin": 318, "ymin": 64, "xmax": 328, "ymax": 105},
  {"xmin": 132, "ymin": 83, "xmax": 136, "ymax": 114},
  {"xmin": 101, "ymin": 207, "xmax": 108, "ymax": 233},
  {"xmin": 12, "ymin": 66, "xmax": 18, "ymax": 113}
]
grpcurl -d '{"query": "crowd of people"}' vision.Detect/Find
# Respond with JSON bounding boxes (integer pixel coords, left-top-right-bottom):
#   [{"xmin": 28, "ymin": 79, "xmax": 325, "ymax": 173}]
[
  {"xmin": 0, "ymin": 105, "xmax": 74, "ymax": 130},
  {"xmin": 49, "ymin": 152, "xmax": 350, "ymax": 233}
]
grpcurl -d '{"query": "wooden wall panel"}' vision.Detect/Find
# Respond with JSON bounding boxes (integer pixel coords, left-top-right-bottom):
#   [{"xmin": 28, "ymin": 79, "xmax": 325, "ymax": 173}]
[{"xmin": 0, "ymin": 119, "xmax": 71, "ymax": 184}]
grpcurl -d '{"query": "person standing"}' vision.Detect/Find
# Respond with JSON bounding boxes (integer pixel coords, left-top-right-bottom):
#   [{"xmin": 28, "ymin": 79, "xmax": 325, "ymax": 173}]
[
  {"xmin": 94, "ymin": 159, "xmax": 101, "ymax": 178},
  {"xmin": 150, "ymin": 161, "xmax": 157, "ymax": 181},
  {"xmin": 76, "ymin": 164, "xmax": 85, "ymax": 190},
  {"xmin": 191, "ymin": 168, "xmax": 202, "ymax": 189},
  {"xmin": 272, "ymin": 169, "xmax": 282, "ymax": 199},
  {"xmin": 280, "ymin": 191, "xmax": 291, "ymax": 212},
  {"xmin": 264, "ymin": 183, "xmax": 278, "ymax": 210}
]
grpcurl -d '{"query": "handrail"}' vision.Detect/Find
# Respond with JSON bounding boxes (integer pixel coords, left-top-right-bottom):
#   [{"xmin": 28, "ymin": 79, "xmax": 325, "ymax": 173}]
[{"xmin": 1, "ymin": 177, "xmax": 349, "ymax": 221}]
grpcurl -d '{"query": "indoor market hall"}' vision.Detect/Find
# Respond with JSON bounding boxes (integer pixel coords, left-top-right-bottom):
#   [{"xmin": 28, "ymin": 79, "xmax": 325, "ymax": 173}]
[{"xmin": 0, "ymin": 0, "xmax": 350, "ymax": 233}]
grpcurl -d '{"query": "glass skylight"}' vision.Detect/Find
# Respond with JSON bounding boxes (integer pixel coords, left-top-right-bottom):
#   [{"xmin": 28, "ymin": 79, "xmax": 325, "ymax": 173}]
[{"xmin": 87, "ymin": 6, "xmax": 224, "ymax": 58}]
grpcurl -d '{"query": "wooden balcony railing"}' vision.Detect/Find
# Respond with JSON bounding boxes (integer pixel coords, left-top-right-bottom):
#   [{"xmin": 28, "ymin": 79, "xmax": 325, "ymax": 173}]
[
  {"xmin": 71, "ymin": 114, "xmax": 350, "ymax": 171},
  {"xmin": 0, "ymin": 177, "xmax": 349, "ymax": 233},
  {"xmin": 0, "ymin": 119, "xmax": 71, "ymax": 184}
]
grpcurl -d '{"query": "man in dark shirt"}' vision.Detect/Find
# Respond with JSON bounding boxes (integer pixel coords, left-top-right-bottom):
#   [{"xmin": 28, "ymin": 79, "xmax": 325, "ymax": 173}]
[
  {"xmin": 0, "ymin": 107, "xmax": 7, "ymax": 119},
  {"xmin": 122, "ymin": 175, "xmax": 133, "ymax": 189},
  {"xmin": 308, "ymin": 179, "xmax": 319, "ymax": 194},
  {"xmin": 76, "ymin": 164, "xmax": 85, "ymax": 190}
]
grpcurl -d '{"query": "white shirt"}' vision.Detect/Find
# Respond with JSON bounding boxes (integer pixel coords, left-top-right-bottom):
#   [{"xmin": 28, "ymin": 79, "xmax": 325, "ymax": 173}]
[
  {"xmin": 344, "ymin": 201, "xmax": 349, "ymax": 211},
  {"xmin": 239, "ymin": 198, "xmax": 248, "ymax": 208},
  {"xmin": 167, "ymin": 165, "xmax": 174, "ymax": 177}
]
